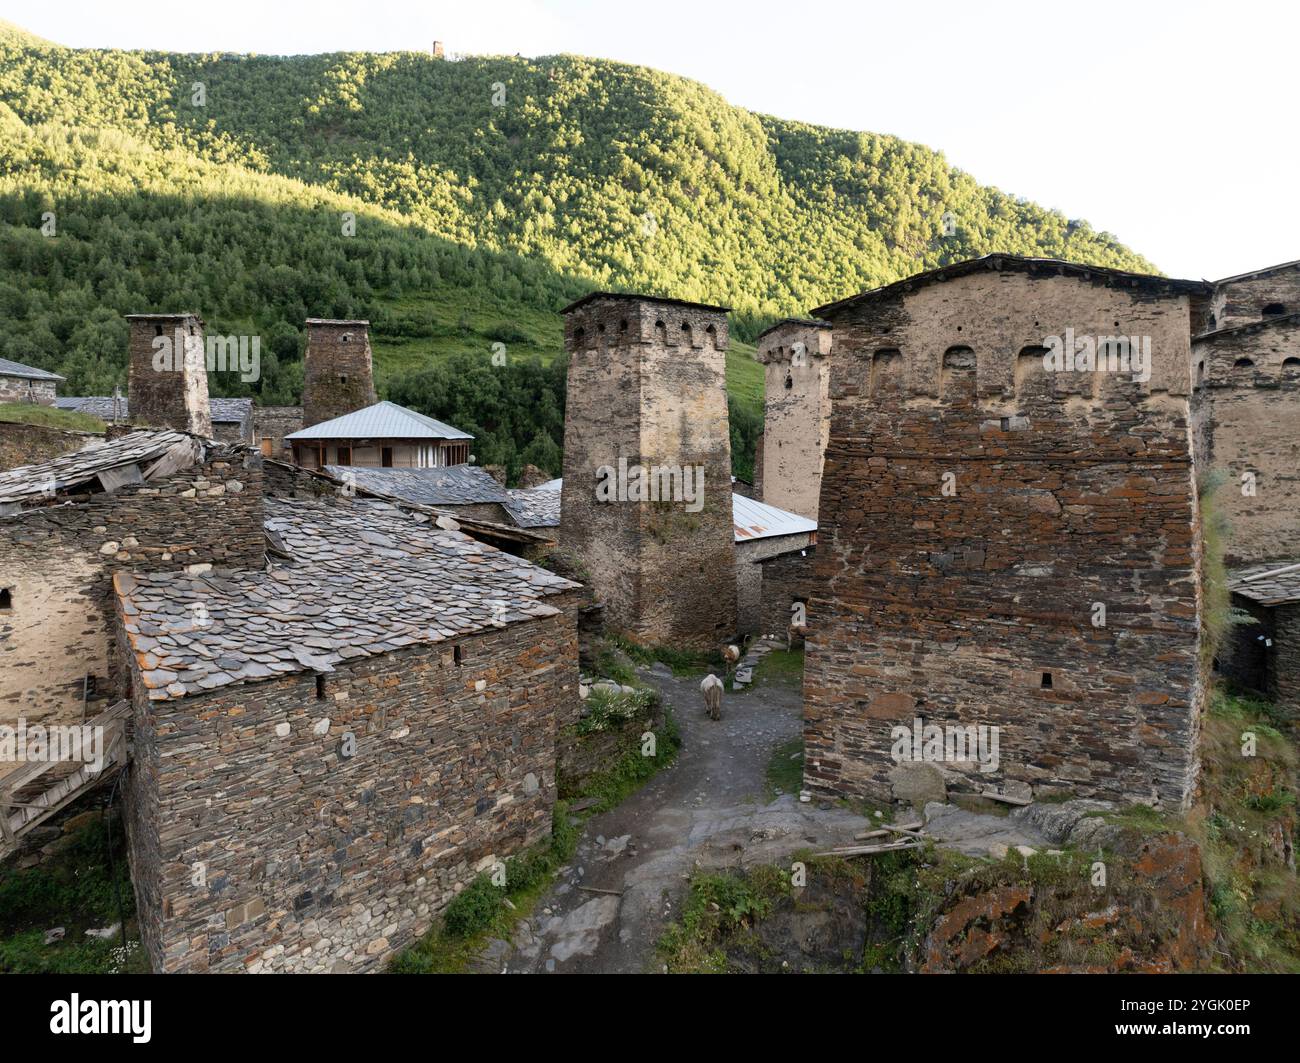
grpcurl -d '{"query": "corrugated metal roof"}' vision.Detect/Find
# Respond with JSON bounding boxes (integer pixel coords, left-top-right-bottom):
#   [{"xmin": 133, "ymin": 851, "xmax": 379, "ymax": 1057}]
[
  {"xmin": 504, "ymin": 478, "xmax": 816, "ymax": 541},
  {"xmin": 286, "ymin": 401, "xmax": 472, "ymax": 441},
  {"xmin": 0, "ymin": 357, "xmax": 64, "ymax": 382}
]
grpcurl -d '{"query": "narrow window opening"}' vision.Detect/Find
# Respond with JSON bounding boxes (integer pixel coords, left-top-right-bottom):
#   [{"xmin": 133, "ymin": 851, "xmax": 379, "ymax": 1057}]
[
  {"xmin": 339, "ymin": 374, "xmax": 348, "ymax": 385},
  {"xmin": 1263, "ymin": 303, "xmax": 1286, "ymax": 317},
  {"xmin": 1040, "ymin": 671, "xmax": 1053, "ymax": 689},
  {"xmin": 784, "ymin": 373, "xmax": 793, "ymax": 390},
  {"xmin": 453, "ymin": 645, "xmax": 464, "ymax": 666},
  {"xmin": 1233, "ymin": 357, "xmax": 1255, "ymax": 369},
  {"xmin": 0, "ymin": 587, "xmax": 11, "ymax": 610},
  {"xmin": 316, "ymin": 675, "xmax": 326, "ymax": 699},
  {"xmin": 382, "ymin": 447, "xmax": 394, "ymax": 467}
]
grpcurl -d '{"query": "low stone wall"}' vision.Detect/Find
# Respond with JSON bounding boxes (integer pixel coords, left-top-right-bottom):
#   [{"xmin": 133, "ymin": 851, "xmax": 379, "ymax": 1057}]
[
  {"xmin": 122, "ymin": 608, "xmax": 579, "ymax": 973},
  {"xmin": 0, "ymin": 421, "xmax": 98, "ymax": 471},
  {"xmin": 557, "ymin": 698, "xmax": 664, "ymax": 796}
]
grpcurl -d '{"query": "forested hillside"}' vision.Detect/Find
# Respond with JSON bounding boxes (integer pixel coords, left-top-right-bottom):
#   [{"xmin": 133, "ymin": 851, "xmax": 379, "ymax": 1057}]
[{"xmin": 0, "ymin": 19, "xmax": 1155, "ymax": 478}]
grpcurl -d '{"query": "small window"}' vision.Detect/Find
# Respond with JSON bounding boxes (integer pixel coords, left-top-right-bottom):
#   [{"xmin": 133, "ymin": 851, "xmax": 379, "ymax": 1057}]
[
  {"xmin": 339, "ymin": 374, "xmax": 348, "ymax": 385},
  {"xmin": 1233, "ymin": 357, "xmax": 1255, "ymax": 370},
  {"xmin": 1040, "ymin": 671, "xmax": 1053, "ymax": 689},
  {"xmin": 784, "ymin": 373, "xmax": 793, "ymax": 390},
  {"xmin": 342, "ymin": 333, "xmax": 352, "ymax": 343},
  {"xmin": 1263, "ymin": 303, "xmax": 1286, "ymax": 317},
  {"xmin": 153, "ymin": 324, "xmax": 164, "ymax": 337},
  {"xmin": 453, "ymin": 644, "xmax": 464, "ymax": 666},
  {"xmin": 0, "ymin": 587, "xmax": 11, "ymax": 610},
  {"xmin": 316, "ymin": 675, "xmax": 326, "ymax": 699},
  {"xmin": 1283, "ymin": 357, "xmax": 1300, "ymax": 377}
]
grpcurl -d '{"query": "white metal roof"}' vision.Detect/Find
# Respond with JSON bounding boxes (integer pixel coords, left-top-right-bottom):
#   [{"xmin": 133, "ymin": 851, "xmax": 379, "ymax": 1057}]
[{"xmin": 285, "ymin": 400, "xmax": 472, "ymax": 441}]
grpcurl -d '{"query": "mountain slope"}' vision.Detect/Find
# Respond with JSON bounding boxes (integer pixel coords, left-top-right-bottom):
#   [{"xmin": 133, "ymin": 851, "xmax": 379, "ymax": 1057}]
[{"xmin": 0, "ymin": 26, "xmax": 1156, "ymax": 477}]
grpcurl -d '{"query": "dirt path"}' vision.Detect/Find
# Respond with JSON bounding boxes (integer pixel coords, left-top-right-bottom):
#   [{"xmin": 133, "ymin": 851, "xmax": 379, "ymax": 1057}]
[{"xmin": 483, "ymin": 664, "xmax": 868, "ymax": 974}]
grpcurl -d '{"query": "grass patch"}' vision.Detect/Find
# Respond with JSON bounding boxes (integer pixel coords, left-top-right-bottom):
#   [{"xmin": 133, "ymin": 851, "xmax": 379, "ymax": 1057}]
[
  {"xmin": 606, "ymin": 633, "xmax": 723, "ymax": 677},
  {"xmin": 765, "ymin": 736, "xmax": 804, "ymax": 800},
  {"xmin": 570, "ymin": 706, "xmax": 681, "ymax": 813},
  {"xmin": 0, "ymin": 402, "xmax": 104, "ymax": 433},
  {"xmin": 0, "ymin": 811, "xmax": 146, "ymax": 974},
  {"xmin": 752, "ymin": 647, "xmax": 804, "ymax": 686}
]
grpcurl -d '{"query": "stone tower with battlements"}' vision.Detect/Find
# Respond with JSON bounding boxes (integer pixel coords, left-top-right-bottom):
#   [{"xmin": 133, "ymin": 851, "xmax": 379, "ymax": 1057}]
[
  {"xmin": 756, "ymin": 318, "xmax": 832, "ymax": 519},
  {"xmin": 803, "ymin": 255, "xmax": 1210, "ymax": 811},
  {"xmin": 301, "ymin": 319, "xmax": 377, "ymax": 429},
  {"xmin": 126, "ymin": 313, "xmax": 213, "ymax": 436},
  {"xmin": 558, "ymin": 292, "xmax": 737, "ymax": 649}
]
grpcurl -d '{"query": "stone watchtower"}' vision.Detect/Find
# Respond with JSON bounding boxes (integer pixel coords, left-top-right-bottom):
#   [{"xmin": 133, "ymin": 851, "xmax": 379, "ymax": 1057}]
[
  {"xmin": 301, "ymin": 319, "xmax": 377, "ymax": 429},
  {"xmin": 126, "ymin": 313, "xmax": 213, "ymax": 436},
  {"xmin": 803, "ymin": 255, "xmax": 1211, "ymax": 810},
  {"xmin": 755, "ymin": 318, "xmax": 832, "ymax": 519},
  {"xmin": 558, "ymin": 292, "xmax": 737, "ymax": 649}
]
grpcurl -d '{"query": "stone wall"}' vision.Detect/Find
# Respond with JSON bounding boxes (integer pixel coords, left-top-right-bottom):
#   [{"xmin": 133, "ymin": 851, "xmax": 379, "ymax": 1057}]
[
  {"xmin": 126, "ymin": 314, "xmax": 213, "ymax": 436},
  {"xmin": 735, "ymin": 532, "xmax": 811, "ymax": 636},
  {"xmin": 758, "ymin": 545, "xmax": 816, "ymax": 645},
  {"xmin": 0, "ymin": 422, "xmax": 98, "ymax": 471},
  {"xmin": 1203, "ymin": 263, "xmax": 1300, "ymax": 332},
  {"xmin": 558, "ymin": 295, "xmax": 737, "ymax": 649},
  {"xmin": 253, "ymin": 406, "xmax": 303, "ymax": 458},
  {"xmin": 0, "ymin": 449, "xmax": 264, "ymax": 735},
  {"xmin": 301, "ymin": 321, "xmax": 376, "ymax": 429},
  {"xmin": 805, "ymin": 268, "xmax": 1206, "ymax": 809},
  {"xmin": 1191, "ymin": 315, "xmax": 1300, "ymax": 564},
  {"xmin": 121, "ymin": 607, "xmax": 579, "ymax": 973},
  {"xmin": 1273, "ymin": 603, "xmax": 1300, "ymax": 714},
  {"xmin": 757, "ymin": 321, "xmax": 832, "ymax": 520},
  {"xmin": 0, "ymin": 376, "xmax": 58, "ymax": 406}
]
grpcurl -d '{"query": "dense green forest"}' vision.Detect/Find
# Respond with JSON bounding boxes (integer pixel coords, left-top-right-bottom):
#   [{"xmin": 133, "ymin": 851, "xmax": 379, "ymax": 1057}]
[{"xmin": 0, "ymin": 18, "xmax": 1155, "ymax": 479}]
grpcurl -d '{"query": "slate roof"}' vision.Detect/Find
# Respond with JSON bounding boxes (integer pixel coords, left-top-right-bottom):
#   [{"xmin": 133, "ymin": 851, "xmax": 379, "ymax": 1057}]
[
  {"xmin": 0, "ymin": 357, "xmax": 64, "ymax": 382},
  {"xmin": 55, "ymin": 396, "xmax": 253, "ymax": 424},
  {"xmin": 810, "ymin": 254, "xmax": 1211, "ymax": 317},
  {"xmin": 560, "ymin": 291, "xmax": 732, "ymax": 315},
  {"xmin": 0, "ymin": 430, "xmax": 206, "ymax": 510},
  {"xmin": 1229, "ymin": 561, "xmax": 1300, "ymax": 607},
  {"xmin": 114, "ymin": 496, "xmax": 579, "ymax": 701},
  {"xmin": 286, "ymin": 401, "xmax": 471, "ymax": 441},
  {"xmin": 501, "ymin": 479, "xmax": 817, "ymax": 541},
  {"xmin": 324, "ymin": 465, "xmax": 511, "ymax": 506}
]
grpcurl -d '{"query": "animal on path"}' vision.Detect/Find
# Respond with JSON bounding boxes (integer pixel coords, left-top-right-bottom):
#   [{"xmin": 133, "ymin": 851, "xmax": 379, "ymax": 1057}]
[{"xmin": 700, "ymin": 673, "xmax": 723, "ymax": 721}]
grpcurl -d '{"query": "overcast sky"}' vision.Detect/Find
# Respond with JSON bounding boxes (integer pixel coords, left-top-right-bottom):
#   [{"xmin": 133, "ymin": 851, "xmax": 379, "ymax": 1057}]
[{"xmin": 5, "ymin": 0, "xmax": 1296, "ymax": 280}]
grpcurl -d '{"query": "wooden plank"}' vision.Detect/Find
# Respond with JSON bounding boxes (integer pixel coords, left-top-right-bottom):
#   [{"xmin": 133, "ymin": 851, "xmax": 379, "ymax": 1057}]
[{"xmin": 979, "ymin": 791, "xmax": 1032, "ymax": 806}]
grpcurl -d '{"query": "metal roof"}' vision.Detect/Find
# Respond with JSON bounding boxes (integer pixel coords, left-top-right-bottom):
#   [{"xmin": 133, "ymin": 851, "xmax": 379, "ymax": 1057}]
[
  {"xmin": 503, "ymin": 478, "xmax": 816, "ymax": 541},
  {"xmin": 324, "ymin": 465, "xmax": 510, "ymax": 506},
  {"xmin": 285, "ymin": 400, "xmax": 472, "ymax": 441},
  {"xmin": 0, "ymin": 357, "xmax": 64, "ymax": 382},
  {"xmin": 56, "ymin": 396, "xmax": 253, "ymax": 423}
]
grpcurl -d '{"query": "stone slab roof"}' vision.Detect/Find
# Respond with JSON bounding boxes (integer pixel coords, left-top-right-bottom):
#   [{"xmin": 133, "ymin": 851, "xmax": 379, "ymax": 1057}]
[
  {"xmin": 560, "ymin": 291, "xmax": 732, "ymax": 315},
  {"xmin": 56, "ymin": 395, "xmax": 253, "ymax": 423},
  {"xmin": 810, "ymin": 254, "xmax": 1211, "ymax": 317},
  {"xmin": 286, "ymin": 400, "xmax": 471, "ymax": 441},
  {"xmin": 325, "ymin": 465, "xmax": 510, "ymax": 506},
  {"xmin": 1229, "ymin": 560, "xmax": 1300, "ymax": 606},
  {"xmin": 0, "ymin": 430, "xmax": 206, "ymax": 510},
  {"xmin": 114, "ymin": 495, "xmax": 579, "ymax": 701},
  {"xmin": 504, "ymin": 484, "xmax": 561, "ymax": 528},
  {"xmin": 0, "ymin": 357, "xmax": 64, "ymax": 382}
]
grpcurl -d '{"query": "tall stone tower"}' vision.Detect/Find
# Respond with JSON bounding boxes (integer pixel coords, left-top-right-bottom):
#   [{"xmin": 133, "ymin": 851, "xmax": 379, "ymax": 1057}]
[
  {"xmin": 803, "ymin": 256, "xmax": 1210, "ymax": 810},
  {"xmin": 126, "ymin": 313, "xmax": 213, "ymax": 436},
  {"xmin": 756, "ymin": 318, "xmax": 832, "ymax": 519},
  {"xmin": 301, "ymin": 319, "xmax": 377, "ymax": 429},
  {"xmin": 559, "ymin": 292, "xmax": 737, "ymax": 649}
]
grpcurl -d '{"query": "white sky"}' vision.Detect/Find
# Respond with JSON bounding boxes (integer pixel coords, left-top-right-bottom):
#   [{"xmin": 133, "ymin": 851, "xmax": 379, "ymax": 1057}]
[{"xmin": 5, "ymin": 0, "xmax": 1296, "ymax": 279}]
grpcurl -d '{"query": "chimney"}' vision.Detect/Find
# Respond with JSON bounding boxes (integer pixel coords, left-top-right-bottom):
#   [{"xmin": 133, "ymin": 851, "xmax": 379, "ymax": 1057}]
[
  {"xmin": 125, "ymin": 313, "xmax": 213, "ymax": 436},
  {"xmin": 301, "ymin": 319, "xmax": 377, "ymax": 429}
]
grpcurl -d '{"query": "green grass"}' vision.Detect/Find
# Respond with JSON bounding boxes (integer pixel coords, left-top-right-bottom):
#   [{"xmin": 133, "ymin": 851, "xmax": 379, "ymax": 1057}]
[
  {"xmin": 752, "ymin": 647, "xmax": 804, "ymax": 686},
  {"xmin": 0, "ymin": 402, "xmax": 104, "ymax": 432},
  {"xmin": 0, "ymin": 812, "xmax": 146, "ymax": 973},
  {"xmin": 765, "ymin": 736, "xmax": 804, "ymax": 800},
  {"xmin": 606, "ymin": 633, "xmax": 724, "ymax": 678}
]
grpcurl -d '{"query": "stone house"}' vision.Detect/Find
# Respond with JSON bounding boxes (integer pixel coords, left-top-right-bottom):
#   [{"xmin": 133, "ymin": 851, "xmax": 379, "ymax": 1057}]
[
  {"xmin": 1195, "ymin": 259, "xmax": 1300, "ymax": 334},
  {"xmin": 801, "ymin": 255, "xmax": 1209, "ymax": 809},
  {"xmin": 1221, "ymin": 562, "xmax": 1300, "ymax": 713},
  {"xmin": 287, "ymin": 401, "xmax": 473, "ymax": 470},
  {"xmin": 57, "ymin": 395, "xmax": 256, "ymax": 445},
  {"xmin": 558, "ymin": 292, "xmax": 737, "ymax": 650},
  {"xmin": 0, "ymin": 357, "xmax": 63, "ymax": 406},
  {"xmin": 114, "ymin": 493, "xmax": 580, "ymax": 972}
]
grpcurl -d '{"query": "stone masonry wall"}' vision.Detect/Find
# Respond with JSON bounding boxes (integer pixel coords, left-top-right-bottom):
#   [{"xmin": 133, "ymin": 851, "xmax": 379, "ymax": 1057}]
[
  {"xmin": 0, "ymin": 449, "xmax": 264, "ymax": 736},
  {"xmin": 1191, "ymin": 316, "xmax": 1300, "ymax": 564},
  {"xmin": 759, "ymin": 545, "xmax": 816, "ymax": 645},
  {"xmin": 0, "ymin": 375, "xmax": 58, "ymax": 406},
  {"xmin": 559, "ymin": 296, "xmax": 737, "ymax": 649},
  {"xmin": 1205, "ymin": 264, "xmax": 1300, "ymax": 332},
  {"xmin": 805, "ymin": 270, "xmax": 1206, "ymax": 810},
  {"xmin": 126, "ymin": 315, "xmax": 213, "ymax": 436},
  {"xmin": 253, "ymin": 405, "xmax": 303, "ymax": 458},
  {"xmin": 0, "ymin": 422, "xmax": 100, "ymax": 472},
  {"xmin": 121, "ymin": 608, "xmax": 579, "ymax": 973},
  {"xmin": 735, "ymin": 532, "xmax": 811, "ymax": 636},
  {"xmin": 301, "ymin": 322, "xmax": 376, "ymax": 429},
  {"xmin": 757, "ymin": 321, "xmax": 832, "ymax": 520},
  {"xmin": 1273, "ymin": 603, "xmax": 1300, "ymax": 714}
]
